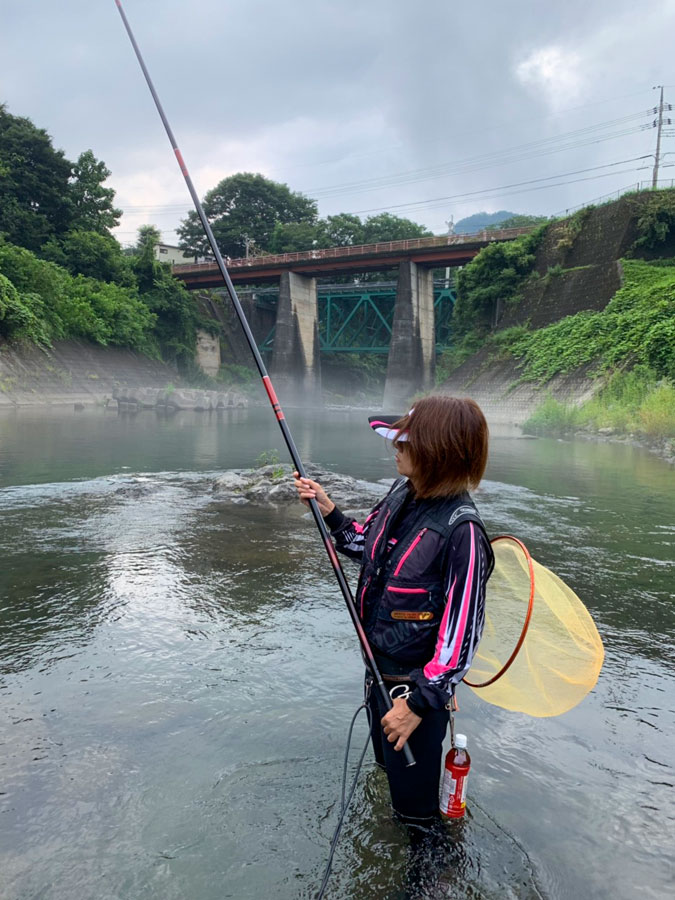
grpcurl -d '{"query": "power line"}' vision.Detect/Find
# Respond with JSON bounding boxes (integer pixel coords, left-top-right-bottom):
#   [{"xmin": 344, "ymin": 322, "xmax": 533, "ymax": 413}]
[
  {"xmin": 265, "ymin": 85, "xmax": 658, "ymax": 177},
  {"xmin": 113, "ymin": 128, "xmax": 643, "ymax": 217},
  {"xmin": 306, "ymin": 110, "xmax": 653, "ymax": 199},
  {"xmin": 308, "ymin": 108, "xmax": 652, "ymax": 192},
  {"xmin": 345, "ymin": 157, "xmax": 653, "ymax": 216},
  {"xmin": 309, "ymin": 127, "xmax": 646, "ymax": 200},
  {"xmin": 115, "ymin": 108, "xmax": 655, "ymax": 213},
  {"xmin": 111, "ymin": 99, "xmax": 672, "ymax": 228}
]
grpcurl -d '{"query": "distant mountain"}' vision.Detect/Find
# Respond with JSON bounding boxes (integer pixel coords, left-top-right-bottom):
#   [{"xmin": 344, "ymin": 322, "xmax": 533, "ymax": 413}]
[{"xmin": 453, "ymin": 211, "xmax": 517, "ymax": 233}]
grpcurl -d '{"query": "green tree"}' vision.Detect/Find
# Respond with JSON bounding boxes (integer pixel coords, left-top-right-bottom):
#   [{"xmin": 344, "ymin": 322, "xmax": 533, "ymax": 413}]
[
  {"xmin": 134, "ymin": 224, "xmax": 162, "ymax": 264},
  {"xmin": 361, "ymin": 213, "xmax": 432, "ymax": 243},
  {"xmin": 321, "ymin": 213, "xmax": 364, "ymax": 247},
  {"xmin": 41, "ymin": 229, "xmax": 134, "ymax": 286},
  {"xmin": 268, "ymin": 214, "xmax": 367, "ymax": 253},
  {"xmin": 0, "ymin": 104, "xmax": 73, "ymax": 251},
  {"xmin": 269, "ymin": 221, "xmax": 324, "ymax": 253},
  {"xmin": 177, "ymin": 173, "xmax": 317, "ymax": 258},
  {"xmin": 131, "ymin": 225, "xmax": 202, "ymax": 367},
  {"xmin": 0, "ymin": 272, "xmax": 50, "ymax": 343},
  {"xmin": 69, "ymin": 150, "xmax": 122, "ymax": 234},
  {"xmin": 454, "ymin": 232, "xmax": 541, "ymax": 335},
  {"xmin": 0, "ymin": 236, "xmax": 155, "ymax": 352}
]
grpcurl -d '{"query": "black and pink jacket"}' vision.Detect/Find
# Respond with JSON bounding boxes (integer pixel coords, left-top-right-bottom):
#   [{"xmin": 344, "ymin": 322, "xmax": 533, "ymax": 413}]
[{"xmin": 325, "ymin": 477, "xmax": 493, "ymax": 715}]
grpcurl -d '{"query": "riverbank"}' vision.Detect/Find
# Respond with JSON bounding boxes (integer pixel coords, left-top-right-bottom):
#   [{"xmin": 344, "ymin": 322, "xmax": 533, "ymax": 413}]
[
  {"xmin": 0, "ymin": 339, "xmax": 255, "ymax": 410},
  {"xmin": 534, "ymin": 426, "xmax": 675, "ymax": 465},
  {"xmin": 521, "ymin": 374, "xmax": 675, "ymax": 464}
]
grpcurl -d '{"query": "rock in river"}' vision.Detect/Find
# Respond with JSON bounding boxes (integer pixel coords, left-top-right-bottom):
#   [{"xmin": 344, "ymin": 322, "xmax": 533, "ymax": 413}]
[{"xmin": 212, "ymin": 463, "xmax": 391, "ymax": 510}]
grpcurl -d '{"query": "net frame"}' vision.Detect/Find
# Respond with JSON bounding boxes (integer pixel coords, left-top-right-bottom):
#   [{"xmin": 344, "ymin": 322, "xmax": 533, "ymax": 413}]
[{"xmin": 463, "ymin": 535, "xmax": 535, "ymax": 689}]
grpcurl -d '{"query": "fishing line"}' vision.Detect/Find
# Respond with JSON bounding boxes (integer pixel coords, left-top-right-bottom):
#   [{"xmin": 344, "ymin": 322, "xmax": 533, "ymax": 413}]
[
  {"xmin": 468, "ymin": 798, "xmax": 548, "ymax": 900},
  {"xmin": 316, "ymin": 702, "xmax": 372, "ymax": 900}
]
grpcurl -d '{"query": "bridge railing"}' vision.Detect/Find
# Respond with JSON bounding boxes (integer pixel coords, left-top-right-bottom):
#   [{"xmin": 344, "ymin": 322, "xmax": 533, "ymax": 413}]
[{"xmin": 172, "ymin": 226, "xmax": 534, "ymax": 275}]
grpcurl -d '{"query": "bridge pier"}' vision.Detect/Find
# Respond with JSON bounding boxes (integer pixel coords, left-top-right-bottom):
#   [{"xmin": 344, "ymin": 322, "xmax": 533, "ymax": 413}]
[
  {"xmin": 383, "ymin": 261, "xmax": 435, "ymax": 409},
  {"xmin": 271, "ymin": 271, "xmax": 322, "ymax": 404}
]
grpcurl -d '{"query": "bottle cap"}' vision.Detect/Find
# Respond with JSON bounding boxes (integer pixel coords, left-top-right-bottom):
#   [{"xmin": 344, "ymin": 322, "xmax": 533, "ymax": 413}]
[{"xmin": 454, "ymin": 733, "xmax": 467, "ymax": 749}]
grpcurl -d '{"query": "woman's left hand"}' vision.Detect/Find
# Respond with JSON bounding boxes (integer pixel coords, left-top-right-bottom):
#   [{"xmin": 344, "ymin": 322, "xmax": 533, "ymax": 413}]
[{"xmin": 381, "ymin": 697, "xmax": 422, "ymax": 751}]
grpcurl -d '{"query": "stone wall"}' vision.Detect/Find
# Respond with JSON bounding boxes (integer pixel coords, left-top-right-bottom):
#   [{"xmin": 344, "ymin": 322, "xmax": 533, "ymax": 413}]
[{"xmin": 497, "ymin": 197, "xmax": 645, "ymax": 331}]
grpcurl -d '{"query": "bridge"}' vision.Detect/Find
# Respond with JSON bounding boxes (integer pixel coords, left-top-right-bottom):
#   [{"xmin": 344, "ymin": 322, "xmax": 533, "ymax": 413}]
[
  {"xmin": 173, "ymin": 226, "xmax": 532, "ymax": 289},
  {"xmin": 174, "ymin": 226, "xmax": 532, "ymax": 406},
  {"xmin": 240, "ymin": 282, "xmax": 456, "ymax": 355}
]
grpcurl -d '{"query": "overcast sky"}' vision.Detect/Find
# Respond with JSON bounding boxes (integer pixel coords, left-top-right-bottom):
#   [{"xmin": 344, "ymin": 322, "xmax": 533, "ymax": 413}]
[{"xmin": 2, "ymin": 0, "xmax": 674, "ymax": 246}]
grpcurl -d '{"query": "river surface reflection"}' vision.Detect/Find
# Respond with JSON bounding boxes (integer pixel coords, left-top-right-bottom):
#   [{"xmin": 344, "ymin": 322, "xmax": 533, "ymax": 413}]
[{"xmin": 0, "ymin": 406, "xmax": 673, "ymax": 899}]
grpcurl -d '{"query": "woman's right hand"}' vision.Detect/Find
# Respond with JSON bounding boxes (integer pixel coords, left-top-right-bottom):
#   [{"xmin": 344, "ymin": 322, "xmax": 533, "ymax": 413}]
[{"xmin": 293, "ymin": 472, "xmax": 335, "ymax": 517}]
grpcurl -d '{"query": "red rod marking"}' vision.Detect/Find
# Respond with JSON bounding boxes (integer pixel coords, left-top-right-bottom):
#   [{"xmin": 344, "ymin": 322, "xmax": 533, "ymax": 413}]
[
  {"xmin": 324, "ymin": 538, "xmax": 340, "ymax": 568},
  {"xmin": 173, "ymin": 148, "xmax": 188, "ymax": 177},
  {"xmin": 262, "ymin": 375, "xmax": 284, "ymax": 421}
]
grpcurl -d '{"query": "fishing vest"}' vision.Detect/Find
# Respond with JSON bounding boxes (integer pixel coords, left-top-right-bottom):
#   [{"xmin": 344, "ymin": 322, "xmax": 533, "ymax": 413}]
[{"xmin": 356, "ymin": 478, "xmax": 491, "ymax": 666}]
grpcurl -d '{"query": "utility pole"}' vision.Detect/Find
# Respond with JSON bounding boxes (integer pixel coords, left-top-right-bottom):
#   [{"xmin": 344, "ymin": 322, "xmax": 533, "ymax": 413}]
[
  {"xmin": 653, "ymin": 85, "xmax": 665, "ymax": 188},
  {"xmin": 444, "ymin": 216, "xmax": 454, "ymax": 288}
]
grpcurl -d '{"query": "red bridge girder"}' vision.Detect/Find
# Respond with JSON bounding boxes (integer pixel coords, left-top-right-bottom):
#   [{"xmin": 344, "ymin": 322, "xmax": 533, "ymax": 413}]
[{"xmin": 172, "ymin": 226, "xmax": 533, "ymax": 289}]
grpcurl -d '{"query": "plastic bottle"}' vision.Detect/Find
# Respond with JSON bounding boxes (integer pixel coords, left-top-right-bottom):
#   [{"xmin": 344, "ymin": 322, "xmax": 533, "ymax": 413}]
[{"xmin": 439, "ymin": 733, "xmax": 471, "ymax": 819}]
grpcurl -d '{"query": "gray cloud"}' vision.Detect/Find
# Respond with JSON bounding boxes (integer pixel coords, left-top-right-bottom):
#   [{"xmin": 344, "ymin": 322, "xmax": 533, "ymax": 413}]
[{"xmin": 2, "ymin": 0, "xmax": 674, "ymax": 244}]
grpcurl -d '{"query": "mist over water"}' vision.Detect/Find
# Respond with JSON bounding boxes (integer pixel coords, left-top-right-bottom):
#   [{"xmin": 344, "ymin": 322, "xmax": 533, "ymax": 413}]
[{"xmin": 0, "ymin": 407, "xmax": 673, "ymax": 899}]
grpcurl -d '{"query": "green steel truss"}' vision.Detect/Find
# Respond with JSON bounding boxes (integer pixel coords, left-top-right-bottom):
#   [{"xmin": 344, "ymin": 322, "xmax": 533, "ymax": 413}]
[{"xmin": 237, "ymin": 282, "xmax": 456, "ymax": 355}]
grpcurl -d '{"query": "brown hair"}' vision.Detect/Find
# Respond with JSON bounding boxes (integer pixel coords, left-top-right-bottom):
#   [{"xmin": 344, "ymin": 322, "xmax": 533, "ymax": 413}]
[{"xmin": 392, "ymin": 395, "xmax": 489, "ymax": 498}]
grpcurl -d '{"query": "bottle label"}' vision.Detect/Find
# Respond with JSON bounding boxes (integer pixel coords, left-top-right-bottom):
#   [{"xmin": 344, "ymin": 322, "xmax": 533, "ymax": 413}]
[
  {"xmin": 459, "ymin": 774, "xmax": 468, "ymax": 805},
  {"xmin": 439, "ymin": 772, "xmax": 457, "ymax": 813}
]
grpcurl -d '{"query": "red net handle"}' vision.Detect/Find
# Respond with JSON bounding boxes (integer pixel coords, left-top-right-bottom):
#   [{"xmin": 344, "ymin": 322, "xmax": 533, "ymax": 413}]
[{"xmin": 463, "ymin": 534, "xmax": 535, "ymax": 689}]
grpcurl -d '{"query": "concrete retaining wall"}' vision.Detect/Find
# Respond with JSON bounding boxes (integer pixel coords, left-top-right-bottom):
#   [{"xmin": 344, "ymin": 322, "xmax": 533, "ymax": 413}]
[
  {"xmin": 441, "ymin": 348, "xmax": 600, "ymax": 425},
  {"xmin": 0, "ymin": 340, "xmax": 179, "ymax": 408}
]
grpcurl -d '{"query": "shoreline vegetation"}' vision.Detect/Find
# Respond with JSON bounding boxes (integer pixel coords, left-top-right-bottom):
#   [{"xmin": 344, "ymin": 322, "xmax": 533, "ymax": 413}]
[
  {"xmin": 2, "ymin": 103, "xmax": 674, "ymax": 453},
  {"xmin": 514, "ymin": 258, "xmax": 675, "ymax": 456},
  {"xmin": 522, "ymin": 386, "xmax": 675, "ymax": 464},
  {"xmin": 436, "ymin": 193, "xmax": 675, "ymax": 463}
]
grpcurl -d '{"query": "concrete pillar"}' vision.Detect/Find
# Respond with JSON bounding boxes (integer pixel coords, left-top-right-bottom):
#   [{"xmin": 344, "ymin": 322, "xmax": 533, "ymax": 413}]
[
  {"xmin": 270, "ymin": 271, "xmax": 322, "ymax": 404},
  {"xmin": 195, "ymin": 328, "xmax": 221, "ymax": 377},
  {"xmin": 382, "ymin": 261, "xmax": 435, "ymax": 409}
]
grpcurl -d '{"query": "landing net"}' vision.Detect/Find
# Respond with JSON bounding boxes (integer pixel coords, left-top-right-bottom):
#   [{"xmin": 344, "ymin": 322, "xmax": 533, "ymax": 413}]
[{"xmin": 465, "ymin": 536, "xmax": 604, "ymax": 717}]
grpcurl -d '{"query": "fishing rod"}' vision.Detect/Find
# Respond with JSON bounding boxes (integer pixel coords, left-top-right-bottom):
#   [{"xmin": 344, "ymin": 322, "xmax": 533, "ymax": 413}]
[{"xmin": 113, "ymin": 0, "xmax": 415, "ymax": 768}]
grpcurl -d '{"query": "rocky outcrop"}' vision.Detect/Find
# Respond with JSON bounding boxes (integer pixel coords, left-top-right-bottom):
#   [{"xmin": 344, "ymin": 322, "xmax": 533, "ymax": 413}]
[
  {"xmin": 213, "ymin": 463, "xmax": 391, "ymax": 509},
  {"xmin": 113, "ymin": 386, "xmax": 249, "ymax": 411}
]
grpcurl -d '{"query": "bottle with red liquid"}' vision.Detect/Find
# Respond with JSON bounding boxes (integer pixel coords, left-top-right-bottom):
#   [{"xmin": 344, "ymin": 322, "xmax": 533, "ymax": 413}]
[{"xmin": 439, "ymin": 733, "xmax": 471, "ymax": 819}]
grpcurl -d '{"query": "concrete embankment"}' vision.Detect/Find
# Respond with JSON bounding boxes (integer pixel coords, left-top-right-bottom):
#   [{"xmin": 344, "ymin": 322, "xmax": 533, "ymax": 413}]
[
  {"xmin": 441, "ymin": 352, "xmax": 599, "ymax": 426},
  {"xmin": 0, "ymin": 339, "xmax": 251, "ymax": 410},
  {"xmin": 0, "ymin": 339, "xmax": 179, "ymax": 408}
]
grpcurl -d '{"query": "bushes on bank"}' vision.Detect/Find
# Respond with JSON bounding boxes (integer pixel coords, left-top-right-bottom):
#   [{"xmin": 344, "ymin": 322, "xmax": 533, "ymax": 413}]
[
  {"xmin": 524, "ymin": 370, "xmax": 675, "ymax": 440},
  {"xmin": 0, "ymin": 232, "xmax": 211, "ymax": 367},
  {"xmin": 453, "ymin": 227, "xmax": 545, "ymax": 337},
  {"xmin": 508, "ymin": 260, "xmax": 675, "ymax": 383},
  {"xmin": 0, "ymin": 238, "xmax": 157, "ymax": 354},
  {"xmin": 0, "ymin": 273, "xmax": 50, "ymax": 344}
]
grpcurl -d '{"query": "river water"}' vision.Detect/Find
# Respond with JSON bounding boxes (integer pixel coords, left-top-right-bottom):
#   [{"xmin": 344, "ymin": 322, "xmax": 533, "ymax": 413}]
[{"xmin": 0, "ymin": 406, "xmax": 673, "ymax": 900}]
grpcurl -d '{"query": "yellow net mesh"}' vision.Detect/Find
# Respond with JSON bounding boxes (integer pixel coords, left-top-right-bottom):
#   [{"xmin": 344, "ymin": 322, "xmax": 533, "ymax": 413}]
[{"xmin": 465, "ymin": 537, "xmax": 604, "ymax": 717}]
